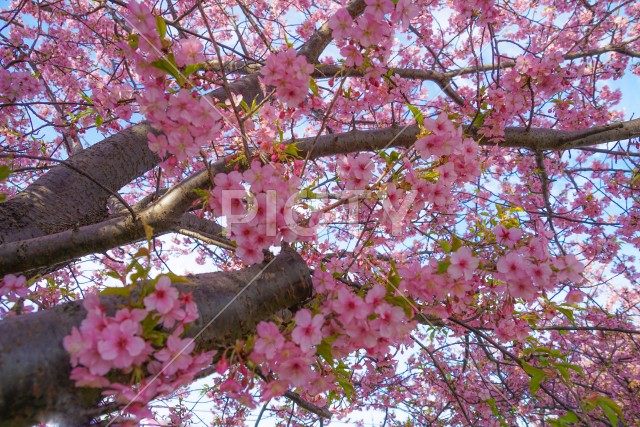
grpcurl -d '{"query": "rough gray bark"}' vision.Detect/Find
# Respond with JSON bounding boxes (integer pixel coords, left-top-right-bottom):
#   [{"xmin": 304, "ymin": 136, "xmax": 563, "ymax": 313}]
[
  {"xmin": 0, "ymin": 248, "xmax": 311, "ymax": 427},
  {"xmin": 0, "ymin": 123, "xmax": 159, "ymax": 244}
]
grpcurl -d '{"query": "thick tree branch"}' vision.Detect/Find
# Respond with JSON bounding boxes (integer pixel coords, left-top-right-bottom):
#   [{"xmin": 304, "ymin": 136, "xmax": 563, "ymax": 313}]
[
  {"xmin": 0, "ymin": 248, "xmax": 312, "ymax": 427},
  {"xmin": 2, "ymin": 118, "xmax": 638, "ymax": 276},
  {"xmin": 0, "ymin": 123, "xmax": 160, "ymax": 244}
]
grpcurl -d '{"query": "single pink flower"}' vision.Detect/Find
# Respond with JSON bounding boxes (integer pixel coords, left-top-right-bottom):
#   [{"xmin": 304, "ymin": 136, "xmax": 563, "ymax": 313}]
[
  {"xmin": 97, "ymin": 319, "xmax": 148, "ymax": 369},
  {"xmin": 253, "ymin": 321, "xmax": 285, "ymax": 361},
  {"xmin": 144, "ymin": 276, "xmax": 179, "ymax": 314},
  {"xmin": 448, "ymin": 247, "xmax": 479, "ymax": 280},
  {"xmin": 291, "ymin": 309, "xmax": 324, "ymax": 351}
]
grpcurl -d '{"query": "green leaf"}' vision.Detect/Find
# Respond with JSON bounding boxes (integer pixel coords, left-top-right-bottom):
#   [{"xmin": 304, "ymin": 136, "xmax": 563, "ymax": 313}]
[
  {"xmin": 451, "ymin": 235, "xmax": 463, "ymax": 252},
  {"xmin": 317, "ymin": 339, "xmax": 335, "ymax": 367},
  {"xmin": 284, "ymin": 143, "xmax": 300, "ymax": 158},
  {"xmin": 298, "ymin": 188, "xmax": 320, "ymax": 199},
  {"xmin": 556, "ymin": 364, "xmax": 570, "ymax": 381},
  {"xmin": 437, "ymin": 259, "xmax": 451, "ymax": 274},
  {"xmin": 150, "ymin": 56, "xmax": 181, "ymax": 81},
  {"xmin": 133, "ymin": 247, "xmax": 150, "ymax": 259},
  {"xmin": 146, "ymin": 330, "xmax": 166, "ymax": 347},
  {"xmin": 557, "ymin": 306, "xmax": 576, "ymax": 325},
  {"xmin": 386, "ymin": 295, "xmax": 413, "ymax": 317},
  {"xmin": 522, "ymin": 362, "xmax": 546, "ymax": 395},
  {"xmin": 471, "ymin": 111, "xmax": 486, "ymax": 128},
  {"xmin": 595, "ymin": 396, "xmax": 624, "ymax": 427},
  {"xmin": 309, "ymin": 77, "xmax": 319, "ymax": 96},
  {"xmin": 549, "ymin": 411, "xmax": 579, "ymax": 426},
  {"xmin": 0, "ymin": 165, "xmax": 10, "ymax": 181},
  {"xmin": 438, "ymin": 240, "xmax": 451, "ymax": 253},
  {"xmin": 486, "ymin": 397, "xmax": 499, "ymax": 416},
  {"xmin": 555, "ymin": 362, "xmax": 584, "ymax": 378},
  {"xmin": 79, "ymin": 91, "xmax": 93, "ymax": 104},
  {"xmin": 155, "ymin": 15, "xmax": 167, "ymax": 38},
  {"xmin": 141, "ymin": 314, "xmax": 160, "ymax": 335},
  {"xmin": 95, "ymin": 114, "xmax": 103, "ymax": 127},
  {"xmin": 336, "ymin": 378, "xmax": 355, "ymax": 401},
  {"xmin": 530, "ymin": 371, "xmax": 546, "ymax": 395},
  {"xmin": 183, "ymin": 63, "xmax": 203, "ymax": 78},
  {"xmin": 100, "ymin": 286, "xmax": 132, "ymax": 298},
  {"xmin": 163, "ymin": 272, "xmax": 192, "ymax": 284},
  {"xmin": 406, "ymin": 103, "xmax": 423, "ymax": 124},
  {"xmin": 128, "ymin": 33, "xmax": 139, "ymax": 50},
  {"xmin": 105, "ymin": 271, "xmax": 122, "ymax": 280},
  {"xmin": 558, "ymin": 411, "xmax": 579, "ymax": 423}
]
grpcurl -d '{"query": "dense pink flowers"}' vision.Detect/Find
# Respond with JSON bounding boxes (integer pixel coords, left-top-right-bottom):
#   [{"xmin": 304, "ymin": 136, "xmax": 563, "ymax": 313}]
[
  {"xmin": 261, "ymin": 48, "xmax": 314, "ymax": 106},
  {"xmin": 329, "ymin": 8, "xmax": 354, "ymax": 41},
  {"xmin": 253, "ymin": 321, "xmax": 286, "ymax": 361},
  {"xmin": 0, "ymin": 274, "xmax": 28, "ymax": 298},
  {"xmin": 209, "ymin": 161, "xmax": 318, "ymax": 264},
  {"xmin": 63, "ymin": 277, "xmax": 211, "ymax": 423},
  {"xmin": 337, "ymin": 153, "xmax": 374, "ymax": 189},
  {"xmin": 97, "ymin": 319, "xmax": 148, "ymax": 369},
  {"xmin": 494, "ymin": 225, "xmax": 523, "ymax": 247},
  {"xmin": 416, "ymin": 113, "xmax": 461, "ymax": 159},
  {"xmin": 0, "ymin": 70, "xmax": 42, "ymax": 101},
  {"xmin": 174, "ymin": 39, "xmax": 205, "ymax": 67}
]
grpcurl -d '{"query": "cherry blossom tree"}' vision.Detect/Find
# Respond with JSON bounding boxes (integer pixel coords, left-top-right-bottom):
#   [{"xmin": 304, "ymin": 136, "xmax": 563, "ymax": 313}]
[{"xmin": 1, "ymin": 0, "xmax": 640, "ymax": 426}]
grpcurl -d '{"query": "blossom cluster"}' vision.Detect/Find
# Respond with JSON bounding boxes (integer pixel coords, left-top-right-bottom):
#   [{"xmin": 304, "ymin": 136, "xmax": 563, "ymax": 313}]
[
  {"xmin": 124, "ymin": 2, "xmax": 224, "ymax": 162},
  {"xmin": 415, "ymin": 114, "xmax": 481, "ymax": 181},
  {"xmin": 63, "ymin": 277, "xmax": 213, "ymax": 424},
  {"xmin": 0, "ymin": 69, "xmax": 42, "ymax": 101},
  {"xmin": 0, "ymin": 274, "xmax": 31, "ymax": 319},
  {"xmin": 0, "ymin": 274, "xmax": 28, "ymax": 299},
  {"xmin": 451, "ymin": 0, "xmax": 500, "ymax": 26},
  {"xmin": 250, "ymin": 273, "xmax": 415, "ymax": 398},
  {"xmin": 336, "ymin": 153, "xmax": 374, "ymax": 190},
  {"xmin": 142, "ymin": 88, "xmax": 223, "ymax": 161},
  {"xmin": 482, "ymin": 52, "xmax": 572, "ymax": 139},
  {"xmin": 260, "ymin": 48, "xmax": 314, "ymax": 106},
  {"xmin": 209, "ymin": 160, "xmax": 318, "ymax": 265},
  {"xmin": 398, "ymin": 225, "xmax": 586, "ymax": 341}
]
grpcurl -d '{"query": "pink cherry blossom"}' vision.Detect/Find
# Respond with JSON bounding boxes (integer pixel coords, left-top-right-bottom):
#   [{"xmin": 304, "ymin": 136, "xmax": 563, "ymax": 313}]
[
  {"xmin": 494, "ymin": 225, "xmax": 523, "ymax": 247},
  {"xmin": 253, "ymin": 321, "xmax": 285, "ymax": 360},
  {"xmin": 0, "ymin": 274, "xmax": 28, "ymax": 298},
  {"xmin": 144, "ymin": 276, "xmax": 179, "ymax": 314},
  {"xmin": 96, "ymin": 319, "xmax": 148, "ymax": 369},
  {"xmin": 174, "ymin": 39, "xmax": 205, "ymax": 67},
  {"xmin": 448, "ymin": 247, "xmax": 479, "ymax": 280},
  {"xmin": 328, "ymin": 8, "xmax": 354, "ymax": 41},
  {"xmin": 291, "ymin": 309, "xmax": 324, "ymax": 351}
]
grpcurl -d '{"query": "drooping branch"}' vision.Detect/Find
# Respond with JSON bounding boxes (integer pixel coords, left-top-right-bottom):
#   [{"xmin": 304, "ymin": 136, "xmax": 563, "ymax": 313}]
[{"xmin": 0, "ymin": 248, "xmax": 312, "ymax": 427}]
